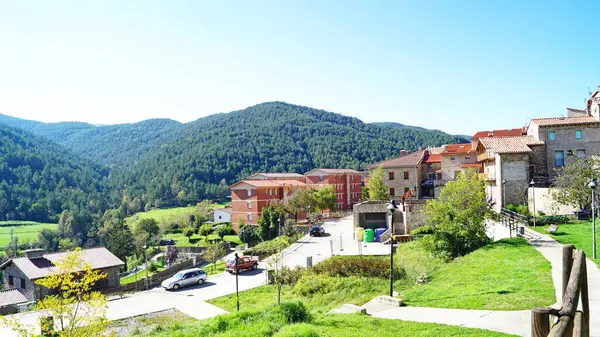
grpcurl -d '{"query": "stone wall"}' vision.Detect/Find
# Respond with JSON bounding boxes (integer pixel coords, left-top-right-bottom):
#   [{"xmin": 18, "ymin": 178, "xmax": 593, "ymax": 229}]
[
  {"xmin": 2, "ymin": 264, "xmax": 35, "ymax": 301},
  {"xmin": 352, "ymin": 201, "xmax": 403, "ymax": 230},
  {"xmin": 381, "ymin": 167, "xmax": 420, "ymax": 199},
  {"xmin": 528, "ymin": 187, "xmax": 578, "ymax": 215},
  {"xmin": 403, "ymin": 199, "xmax": 427, "ymax": 232},
  {"xmin": 500, "ymin": 153, "xmax": 530, "ymax": 207}
]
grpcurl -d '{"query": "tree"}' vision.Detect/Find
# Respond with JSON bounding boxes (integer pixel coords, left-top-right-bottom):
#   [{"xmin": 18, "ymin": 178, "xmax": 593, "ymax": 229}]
[
  {"xmin": 258, "ymin": 204, "xmax": 284, "ymax": 241},
  {"xmin": 134, "ymin": 218, "xmax": 160, "ymax": 244},
  {"xmin": 238, "ymin": 224, "xmax": 259, "ymax": 245},
  {"xmin": 203, "ymin": 243, "xmax": 227, "ymax": 273},
  {"xmin": 216, "ymin": 225, "xmax": 233, "ymax": 241},
  {"xmin": 422, "ymin": 169, "xmax": 493, "ymax": 260},
  {"xmin": 184, "ymin": 226, "xmax": 195, "ymax": 242},
  {"xmin": 103, "ymin": 222, "xmax": 135, "ymax": 270},
  {"xmin": 194, "ymin": 200, "xmax": 212, "ymax": 225},
  {"xmin": 551, "ymin": 156, "xmax": 600, "ymax": 210},
  {"xmin": 6, "ymin": 229, "xmax": 19, "ymax": 258},
  {"xmin": 199, "ymin": 224, "xmax": 213, "ymax": 242},
  {"xmin": 367, "ymin": 166, "xmax": 388, "ymax": 201},
  {"xmin": 38, "ymin": 228, "xmax": 60, "ymax": 252},
  {"xmin": 58, "ymin": 210, "xmax": 75, "ymax": 238},
  {"xmin": 313, "ymin": 186, "xmax": 336, "ymax": 212},
  {"xmin": 164, "ymin": 246, "xmax": 179, "ymax": 266},
  {"xmin": 1, "ymin": 249, "xmax": 111, "ymax": 337}
]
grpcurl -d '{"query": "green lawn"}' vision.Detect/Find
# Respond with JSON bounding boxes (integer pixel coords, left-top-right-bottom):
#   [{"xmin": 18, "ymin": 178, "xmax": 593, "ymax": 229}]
[
  {"xmin": 120, "ymin": 265, "xmax": 166, "ymax": 285},
  {"xmin": 0, "ymin": 221, "xmax": 57, "ymax": 248},
  {"xmin": 533, "ymin": 222, "xmax": 600, "ymax": 267},
  {"xmin": 137, "ymin": 307, "xmax": 517, "ymax": 337},
  {"xmin": 162, "ymin": 233, "xmax": 241, "ymax": 247},
  {"xmin": 125, "ymin": 203, "xmax": 228, "ymax": 225},
  {"xmin": 399, "ymin": 238, "xmax": 555, "ymax": 310},
  {"xmin": 202, "ymin": 260, "xmax": 226, "ymax": 276}
]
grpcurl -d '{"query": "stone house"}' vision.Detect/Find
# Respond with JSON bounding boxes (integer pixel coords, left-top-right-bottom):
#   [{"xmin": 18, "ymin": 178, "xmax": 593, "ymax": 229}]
[
  {"xmin": 367, "ymin": 150, "xmax": 426, "ymax": 200},
  {"xmin": 0, "ymin": 247, "xmax": 124, "ymax": 303},
  {"xmin": 439, "ymin": 144, "xmax": 479, "ymax": 181}
]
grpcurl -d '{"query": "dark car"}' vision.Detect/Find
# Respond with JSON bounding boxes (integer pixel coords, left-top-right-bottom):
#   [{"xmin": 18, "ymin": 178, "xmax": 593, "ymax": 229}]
[
  {"xmin": 310, "ymin": 225, "xmax": 325, "ymax": 236},
  {"xmin": 159, "ymin": 239, "xmax": 175, "ymax": 246}
]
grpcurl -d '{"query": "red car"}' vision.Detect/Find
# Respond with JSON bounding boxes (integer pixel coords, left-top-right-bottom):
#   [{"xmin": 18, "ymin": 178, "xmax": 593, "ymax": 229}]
[{"xmin": 225, "ymin": 256, "xmax": 258, "ymax": 274}]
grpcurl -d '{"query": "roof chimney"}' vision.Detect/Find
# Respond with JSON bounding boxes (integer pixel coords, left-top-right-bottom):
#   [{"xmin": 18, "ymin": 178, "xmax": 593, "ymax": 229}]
[
  {"xmin": 25, "ymin": 248, "xmax": 46, "ymax": 259},
  {"xmin": 399, "ymin": 150, "xmax": 408, "ymax": 157}
]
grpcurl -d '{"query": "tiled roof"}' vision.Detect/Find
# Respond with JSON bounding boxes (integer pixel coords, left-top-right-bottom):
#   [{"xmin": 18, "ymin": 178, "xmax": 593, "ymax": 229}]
[
  {"xmin": 218, "ymin": 207, "xmax": 232, "ymax": 214},
  {"xmin": 368, "ymin": 150, "xmax": 426, "ymax": 169},
  {"xmin": 304, "ymin": 168, "xmax": 361, "ymax": 175},
  {"xmin": 471, "ymin": 128, "xmax": 523, "ymax": 140},
  {"xmin": 566, "ymin": 108, "xmax": 586, "ymax": 113},
  {"xmin": 0, "ymin": 289, "xmax": 28, "ymax": 307},
  {"xmin": 246, "ymin": 173, "xmax": 304, "ymax": 179},
  {"xmin": 423, "ymin": 153, "xmax": 441, "ymax": 163},
  {"xmin": 461, "ymin": 163, "xmax": 482, "ymax": 168},
  {"xmin": 479, "ymin": 136, "xmax": 544, "ymax": 154},
  {"xmin": 440, "ymin": 144, "xmax": 476, "ymax": 155},
  {"xmin": 1, "ymin": 247, "xmax": 124, "ymax": 280},
  {"xmin": 230, "ymin": 179, "xmax": 308, "ymax": 189},
  {"xmin": 531, "ymin": 116, "xmax": 600, "ymax": 127}
]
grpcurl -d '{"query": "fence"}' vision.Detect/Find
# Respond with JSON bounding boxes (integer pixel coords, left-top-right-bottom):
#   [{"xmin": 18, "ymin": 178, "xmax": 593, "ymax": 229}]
[
  {"xmin": 531, "ymin": 244, "xmax": 590, "ymax": 337},
  {"xmin": 499, "ymin": 208, "xmax": 527, "ymax": 238}
]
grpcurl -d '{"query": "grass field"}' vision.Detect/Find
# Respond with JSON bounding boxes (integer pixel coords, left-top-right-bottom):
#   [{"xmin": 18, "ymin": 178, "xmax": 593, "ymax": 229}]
[
  {"xmin": 162, "ymin": 233, "xmax": 241, "ymax": 247},
  {"xmin": 0, "ymin": 221, "xmax": 57, "ymax": 248},
  {"xmin": 125, "ymin": 202, "xmax": 229, "ymax": 226},
  {"xmin": 120, "ymin": 265, "xmax": 166, "ymax": 285},
  {"xmin": 533, "ymin": 221, "xmax": 600, "ymax": 267}
]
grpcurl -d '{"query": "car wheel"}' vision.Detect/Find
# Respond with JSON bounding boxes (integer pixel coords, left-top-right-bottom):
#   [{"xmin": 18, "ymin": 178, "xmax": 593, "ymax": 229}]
[
  {"xmin": 198, "ymin": 279, "xmax": 204, "ymax": 285},
  {"xmin": 252, "ymin": 264, "xmax": 258, "ymax": 270},
  {"xmin": 173, "ymin": 284, "xmax": 180, "ymax": 290}
]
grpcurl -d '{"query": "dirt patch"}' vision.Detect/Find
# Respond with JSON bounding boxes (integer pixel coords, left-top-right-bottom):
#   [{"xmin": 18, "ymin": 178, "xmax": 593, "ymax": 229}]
[{"xmin": 108, "ymin": 308, "xmax": 194, "ymax": 336}]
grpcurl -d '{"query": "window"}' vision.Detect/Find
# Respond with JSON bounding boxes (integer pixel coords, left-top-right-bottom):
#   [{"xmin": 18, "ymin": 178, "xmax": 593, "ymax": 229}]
[
  {"xmin": 247, "ymin": 189, "xmax": 252, "ymax": 197},
  {"xmin": 554, "ymin": 151, "xmax": 565, "ymax": 167},
  {"xmin": 247, "ymin": 201, "xmax": 252, "ymax": 209},
  {"xmin": 389, "ymin": 188, "xmax": 395, "ymax": 196},
  {"xmin": 576, "ymin": 130, "xmax": 582, "ymax": 139},
  {"xmin": 20, "ymin": 279, "xmax": 25, "ymax": 289},
  {"xmin": 567, "ymin": 150, "xmax": 574, "ymax": 157},
  {"xmin": 247, "ymin": 213, "xmax": 252, "ymax": 221},
  {"xmin": 8, "ymin": 275, "xmax": 13, "ymax": 286},
  {"xmin": 388, "ymin": 172, "xmax": 394, "ymax": 180},
  {"xmin": 450, "ymin": 156, "xmax": 456, "ymax": 160},
  {"xmin": 403, "ymin": 171, "xmax": 409, "ymax": 180},
  {"xmin": 436, "ymin": 172, "xmax": 442, "ymax": 180},
  {"xmin": 549, "ymin": 131, "xmax": 555, "ymax": 141},
  {"xmin": 465, "ymin": 155, "xmax": 471, "ymax": 159},
  {"xmin": 319, "ymin": 176, "xmax": 324, "ymax": 181},
  {"xmin": 218, "ymin": 215, "xmax": 222, "ymax": 220},
  {"xmin": 577, "ymin": 149, "xmax": 586, "ymax": 158}
]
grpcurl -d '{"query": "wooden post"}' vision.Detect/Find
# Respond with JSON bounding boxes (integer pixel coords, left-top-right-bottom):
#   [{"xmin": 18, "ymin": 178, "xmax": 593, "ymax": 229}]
[
  {"xmin": 580, "ymin": 253, "xmax": 590, "ymax": 335},
  {"xmin": 563, "ymin": 244, "xmax": 574, "ymax": 300},
  {"xmin": 572, "ymin": 311, "xmax": 587, "ymax": 337},
  {"xmin": 532, "ymin": 307, "xmax": 552, "ymax": 337}
]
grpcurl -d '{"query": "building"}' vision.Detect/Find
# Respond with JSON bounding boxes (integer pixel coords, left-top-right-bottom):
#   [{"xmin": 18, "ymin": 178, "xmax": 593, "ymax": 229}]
[
  {"xmin": 421, "ymin": 152, "xmax": 442, "ymax": 198},
  {"xmin": 229, "ymin": 179, "xmax": 308, "ymax": 228},
  {"xmin": 213, "ymin": 207, "xmax": 232, "ymax": 223},
  {"xmin": 246, "ymin": 173, "xmax": 306, "ymax": 182},
  {"xmin": 440, "ymin": 144, "xmax": 479, "ymax": 181},
  {"xmin": 367, "ymin": 150, "xmax": 426, "ymax": 200},
  {"xmin": 476, "ymin": 136, "xmax": 545, "ymax": 212},
  {"xmin": 304, "ymin": 169, "xmax": 362, "ymax": 210},
  {"xmin": 0, "ymin": 248, "xmax": 124, "ymax": 303}
]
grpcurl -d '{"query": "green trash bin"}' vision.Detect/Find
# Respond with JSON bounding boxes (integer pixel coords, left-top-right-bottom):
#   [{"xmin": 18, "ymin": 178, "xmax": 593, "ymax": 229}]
[{"xmin": 363, "ymin": 229, "xmax": 375, "ymax": 242}]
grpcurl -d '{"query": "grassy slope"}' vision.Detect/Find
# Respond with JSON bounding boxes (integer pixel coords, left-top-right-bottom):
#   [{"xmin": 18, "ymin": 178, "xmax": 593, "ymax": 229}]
[
  {"xmin": 400, "ymin": 238, "xmax": 555, "ymax": 310},
  {"xmin": 533, "ymin": 222, "xmax": 600, "ymax": 267},
  {"xmin": 0, "ymin": 222, "xmax": 57, "ymax": 247},
  {"xmin": 124, "ymin": 203, "xmax": 228, "ymax": 225}
]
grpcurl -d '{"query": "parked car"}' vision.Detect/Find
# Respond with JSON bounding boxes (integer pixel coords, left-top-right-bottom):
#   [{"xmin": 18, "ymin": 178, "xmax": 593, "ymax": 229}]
[
  {"xmin": 225, "ymin": 256, "xmax": 258, "ymax": 274},
  {"xmin": 161, "ymin": 268, "xmax": 207, "ymax": 290},
  {"xmin": 309, "ymin": 225, "xmax": 325, "ymax": 236},
  {"xmin": 159, "ymin": 239, "xmax": 175, "ymax": 246}
]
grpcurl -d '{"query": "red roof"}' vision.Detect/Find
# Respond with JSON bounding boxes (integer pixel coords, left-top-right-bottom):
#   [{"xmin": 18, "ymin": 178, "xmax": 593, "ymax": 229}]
[
  {"xmin": 367, "ymin": 150, "xmax": 426, "ymax": 169},
  {"xmin": 423, "ymin": 153, "xmax": 441, "ymax": 163},
  {"xmin": 471, "ymin": 128, "xmax": 523, "ymax": 140},
  {"xmin": 440, "ymin": 144, "xmax": 476, "ymax": 155},
  {"xmin": 461, "ymin": 163, "xmax": 482, "ymax": 169}
]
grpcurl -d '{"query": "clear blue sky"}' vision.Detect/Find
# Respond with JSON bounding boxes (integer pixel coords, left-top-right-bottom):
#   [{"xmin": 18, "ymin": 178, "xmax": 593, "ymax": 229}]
[{"xmin": 1, "ymin": 1, "xmax": 599, "ymax": 135}]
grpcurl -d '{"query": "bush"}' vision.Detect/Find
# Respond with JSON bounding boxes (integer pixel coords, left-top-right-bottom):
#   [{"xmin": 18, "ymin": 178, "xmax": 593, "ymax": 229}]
[
  {"xmin": 506, "ymin": 204, "xmax": 518, "ymax": 212},
  {"xmin": 293, "ymin": 273, "xmax": 334, "ymax": 296},
  {"xmin": 147, "ymin": 263, "xmax": 157, "ymax": 273},
  {"xmin": 279, "ymin": 266, "xmax": 306, "ymax": 285},
  {"xmin": 274, "ymin": 323, "xmax": 320, "ymax": 337},
  {"xmin": 244, "ymin": 235, "xmax": 297, "ymax": 256},
  {"xmin": 421, "ymin": 229, "xmax": 491, "ymax": 262},
  {"xmin": 238, "ymin": 225, "xmax": 260, "ymax": 244},
  {"xmin": 410, "ymin": 225, "xmax": 434, "ymax": 235},
  {"xmin": 537, "ymin": 215, "xmax": 570, "ymax": 225},
  {"xmin": 313, "ymin": 256, "xmax": 402, "ymax": 279},
  {"xmin": 275, "ymin": 301, "xmax": 311, "ymax": 323},
  {"xmin": 216, "ymin": 224, "xmax": 234, "ymax": 239},
  {"xmin": 516, "ymin": 204, "xmax": 531, "ymax": 217}
]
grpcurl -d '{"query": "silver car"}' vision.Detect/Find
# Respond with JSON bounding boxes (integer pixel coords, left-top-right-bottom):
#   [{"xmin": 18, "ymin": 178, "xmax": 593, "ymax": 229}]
[{"xmin": 161, "ymin": 268, "xmax": 207, "ymax": 290}]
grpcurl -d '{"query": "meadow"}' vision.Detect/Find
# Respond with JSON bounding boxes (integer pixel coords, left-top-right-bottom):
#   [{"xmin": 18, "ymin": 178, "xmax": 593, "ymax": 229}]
[{"xmin": 0, "ymin": 221, "xmax": 57, "ymax": 248}]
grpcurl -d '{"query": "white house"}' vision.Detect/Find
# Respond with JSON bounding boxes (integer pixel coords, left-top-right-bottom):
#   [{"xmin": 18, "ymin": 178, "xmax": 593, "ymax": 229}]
[{"xmin": 213, "ymin": 207, "xmax": 232, "ymax": 223}]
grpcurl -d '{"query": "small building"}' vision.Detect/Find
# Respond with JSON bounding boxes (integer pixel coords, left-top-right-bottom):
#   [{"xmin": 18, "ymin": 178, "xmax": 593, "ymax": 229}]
[
  {"xmin": 0, "ymin": 289, "xmax": 29, "ymax": 315},
  {"xmin": 213, "ymin": 207, "xmax": 232, "ymax": 223},
  {"xmin": 440, "ymin": 144, "xmax": 479, "ymax": 181},
  {"xmin": 0, "ymin": 247, "xmax": 124, "ymax": 303}
]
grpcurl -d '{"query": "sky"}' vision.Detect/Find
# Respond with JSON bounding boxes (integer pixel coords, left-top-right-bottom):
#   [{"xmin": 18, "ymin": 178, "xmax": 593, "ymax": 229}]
[{"xmin": 1, "ymin": 1, "xmax": 599, "ymax": 135}]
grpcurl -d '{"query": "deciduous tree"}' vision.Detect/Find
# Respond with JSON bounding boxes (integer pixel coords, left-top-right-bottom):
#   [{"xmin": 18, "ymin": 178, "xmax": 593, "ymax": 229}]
[
  {"xmin": 551, "ymin": 156, "xmax": 600, "ymax": 210},
  {"xmin": 367, "ymin": 166, "xmax": 388, "ymax": 201},
  {"xmin": 203, "ymin": 243, "xmax": 226, "ymax": 273},
  {"xmin": 314, "ymin": 185, "xmax": 336, "ymax": 212}
]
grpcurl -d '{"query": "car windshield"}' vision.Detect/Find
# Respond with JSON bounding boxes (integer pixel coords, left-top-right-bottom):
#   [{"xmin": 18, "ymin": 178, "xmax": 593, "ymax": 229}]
[
  {"xmin": 311, "ymin": 226, "xmax": 320, "ymax": 230},
  {"xmin": 227, "ymin": 259, "xmax": 236, "ymax": 264},
  {"xmin": 174, "ymin": 272, "xmax": 184, "ymax": 279}
]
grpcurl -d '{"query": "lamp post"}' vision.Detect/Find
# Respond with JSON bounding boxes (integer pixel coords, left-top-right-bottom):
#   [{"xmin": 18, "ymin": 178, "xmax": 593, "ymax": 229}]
[
  {"xmin": 588, "ymin": 178, "xmax": 597, "ymax": 259},
  {"xmin": 387, "ymin": 200, "xmax": 398, "ymax": 297},
  {"xmin": 530, "ymin": 180, "xmax": 536, "ymax": 229},
  {"xmin": 502, "ymin": 179, "xmax": 506, "ymax": 209},
  {"xmin": 235, "ymin": 252, "xmax": 240, "ymax": 311},
  {"xmin": 143, "ymin": 244, "xmax": 149, "ymax": 291}
]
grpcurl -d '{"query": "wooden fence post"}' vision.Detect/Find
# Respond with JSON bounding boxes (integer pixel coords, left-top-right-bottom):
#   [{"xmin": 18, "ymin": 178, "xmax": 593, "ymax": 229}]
[
  {"xmin": 572, "ymin": 311, "xmax": 587, "ymax": 337},
  {"xmin": 563, "ymin": 244, "xmax": 574, "ymax": 300},
  {"xmin": 580, "ymin": 253, "xmax": 590, "ymax": 336},
  {"xmin": 532, "ymin": 307, "xmax": 552, "ymax": 337}
]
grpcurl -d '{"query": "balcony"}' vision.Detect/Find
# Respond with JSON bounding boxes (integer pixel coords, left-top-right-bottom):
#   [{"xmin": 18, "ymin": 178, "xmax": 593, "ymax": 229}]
[
  {"xmin": 477, "ymin": 150, "xmax": 495, "ymax": 162},
  {"xmin": 479, "ymin": 173, "xmax": 496, "ymax": 182}
]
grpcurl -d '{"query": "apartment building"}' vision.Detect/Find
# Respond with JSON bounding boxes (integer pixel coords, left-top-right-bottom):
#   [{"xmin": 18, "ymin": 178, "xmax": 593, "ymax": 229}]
[
  {"xmin": 304, "ymin": 168, "xmax": 362, "ymax": 210},
  {"xmin": 246, "ymin": 173, "xmax": 306, "ymax": 182}
]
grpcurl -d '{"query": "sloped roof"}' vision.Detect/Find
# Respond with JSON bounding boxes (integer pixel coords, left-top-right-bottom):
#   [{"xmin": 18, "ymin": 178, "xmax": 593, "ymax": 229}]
[
  {"xmin": 0, "ymin": 289, "xmax": 28, "ymax": 307},
  {"xmin": 531, "ymin": 116, "xmax": 600, "ymax": 127},
  {"xmin": 229, "ymin": 179, "xmax": 308, "ymax": 189},
  {"xmin": 217, "ymin": 207, "xmax": 232, "ymax": 214},
  {"xmin": 246, "ymin": 173, "xmax": 304, "ymax": 179},
  {"xmin": 368, "ymin": 150, "xmax": 426, "ymax": 169},
  {"xmin": 461, "ymin": 163, "xmax": 483, "ymax": 168},
  {"xmin": 566, "ymin": 108, "xmax": 586, "ymax": 113},
  {"xmin": 440, "ymin": 144, "xmax": 476, "ymax": 155},
  {"xmin": 0, "ymin": 247, "xmax": 124, "ymax": 280},
  {"xmin": 479, "ymin": 136, "xmax": 544, "ymax": 154},
  {"xmin": 304, "ymin": 168, "xmax": 361, "ymax": 175},
  {"xmin": 471, "ymin": 128, "xmax": 523, "ymax": 140},
  {"xmin": 423, "ymin": 153, "xmax": 441, "ymax": 163}
]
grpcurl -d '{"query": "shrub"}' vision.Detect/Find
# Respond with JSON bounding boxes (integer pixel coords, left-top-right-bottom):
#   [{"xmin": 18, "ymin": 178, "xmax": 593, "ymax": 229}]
[
  {"xmin": 238, "ymin": 225, "xmax": 260, "ymax": 244},
  {"xmin": 216, "ymin": 225, "xmax": 234, "ymax": 240},
  {"xmin": 244, "ymin": 235, "xmax": 296, "ymax": 256},
  {"xmin": 274, "ymin": 323, "xmax": 320, "ymax": 337},
  {"xmin": 506, "ymin": 204, "xmax": 518, "ymax": 212},
  {"xmin": 313, "ymin": 256, "xmax": 402, "ymax": 279},
  {"xmin": 536, "ymin": 215, "xmax": 570, "ymax": 225},
  {"xmin": 275, "ymin": 301, "xmax": 311, "ymax": 323},
  {"xmin": 147, "ymin": 263, "xmax": 157, "ymax": 273},
  {"xmin": 410, "ymin": 225, "xmax": 434, "ymax": 235},
  {"xmin": 279, "ymin": 266, "xmax": 306, "ymax": 285},
  {"xmin": 516, "ymin": 204, "xmax": 531, "ymax": 217},
  {"xmin": 293, "ymin": 273, "xmax": 334, "ymax": 296},
  {"xmin": 396, "ymin": 241, "xmax": 443, "ymax": 284}
]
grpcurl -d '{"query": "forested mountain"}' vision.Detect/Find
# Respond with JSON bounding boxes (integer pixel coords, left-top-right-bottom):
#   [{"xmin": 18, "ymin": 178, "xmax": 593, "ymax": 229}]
[
  {"xmin": 0, "ymin": 123, "xmax": 108, "ymax": 222},
  {"xmin": 1, "ymin": 102, "xmax": 467, "ymax": 210}
]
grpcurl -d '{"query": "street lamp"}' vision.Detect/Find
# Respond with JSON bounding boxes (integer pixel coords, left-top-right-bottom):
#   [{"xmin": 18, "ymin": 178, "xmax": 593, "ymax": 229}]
[
  {"xmin": 143, "ymin": 244, "xmax": 149, "ymax": 291},
  {"xmin": 387, "ymin": 199, "xmax": 398, "ymax": 297},
  {"xmin": 277, "ymin": 217, "xmax": 281, "ymax": 237},
  {"xmin": 235, "ymin": 252, "xmax": 240, "ymax": 311},
  {"xmin": 530, "ymin": 180, "xmax": 536, "ymax": 229},
  {"xmin": 502, "ymin": 179, "xmax": 506, "ymax": 209},
  {"xmin": 588, "ymin": 178, "xmax": 597, "ymax": 259}
]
